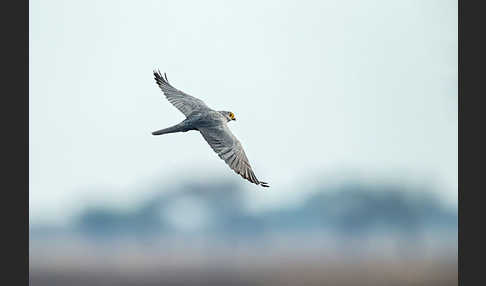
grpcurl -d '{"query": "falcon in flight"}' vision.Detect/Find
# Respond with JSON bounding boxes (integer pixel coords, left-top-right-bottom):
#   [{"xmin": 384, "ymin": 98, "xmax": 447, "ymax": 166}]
[{"xmin": 151, "ymin": 70, "xmax": 269, "ymax": 188}]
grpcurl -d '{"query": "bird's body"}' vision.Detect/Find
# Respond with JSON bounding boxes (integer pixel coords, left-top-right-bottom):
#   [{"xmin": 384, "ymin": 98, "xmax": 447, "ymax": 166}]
[{"xmin": 152, "ymin": 70, "xmax": 269, "ymax": 188}]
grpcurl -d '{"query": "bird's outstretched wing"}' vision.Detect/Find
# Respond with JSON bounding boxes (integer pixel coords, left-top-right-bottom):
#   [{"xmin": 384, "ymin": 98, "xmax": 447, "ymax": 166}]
[
  {"xmin": 199, "ymin": 125, "xmax": 269, "ymax": 188},
  {"xmin": 153, "ymin": 70, "xmax": 209, "ymax": 117}
]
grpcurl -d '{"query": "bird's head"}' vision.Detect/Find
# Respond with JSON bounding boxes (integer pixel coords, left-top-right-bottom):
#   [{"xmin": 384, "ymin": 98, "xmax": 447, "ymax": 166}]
[{"xmin": 220, "ymin": 111, "xmax": 236, "ymax": 122}]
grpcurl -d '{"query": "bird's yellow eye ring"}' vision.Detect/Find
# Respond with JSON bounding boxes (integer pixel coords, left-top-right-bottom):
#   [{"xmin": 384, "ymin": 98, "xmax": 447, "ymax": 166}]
[{"xmin": 229, "ymin": 112, "xmax": 235, "ymax": 119}]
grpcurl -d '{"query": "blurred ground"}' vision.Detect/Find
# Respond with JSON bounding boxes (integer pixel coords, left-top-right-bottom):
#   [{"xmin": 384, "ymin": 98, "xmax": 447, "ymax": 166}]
[
  {"xmin": 30, "ymin": 248, "xmax": 456, "ymax": 286},
  {"xmin": 30, "ymin": 179, "xmax": 457, "ymax": 285}
]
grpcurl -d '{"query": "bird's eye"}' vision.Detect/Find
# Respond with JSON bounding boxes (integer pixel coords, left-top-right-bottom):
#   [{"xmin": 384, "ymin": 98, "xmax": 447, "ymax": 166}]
[{"xmin": 229, "ymin": 112, "xmax": 234, "ymax": 119}]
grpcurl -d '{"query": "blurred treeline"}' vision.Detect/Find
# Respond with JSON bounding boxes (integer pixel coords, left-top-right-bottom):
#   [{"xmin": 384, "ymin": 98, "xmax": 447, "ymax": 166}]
[{"xmin": 31, "ymin": 178, "xmax": 457, "ymax": 252}]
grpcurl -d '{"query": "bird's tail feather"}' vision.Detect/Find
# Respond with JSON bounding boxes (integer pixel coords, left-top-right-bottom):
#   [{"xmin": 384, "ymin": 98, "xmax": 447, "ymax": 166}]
[{"xmin": 152, "ymin": 124, "xmax": 185, "ymax": 135}]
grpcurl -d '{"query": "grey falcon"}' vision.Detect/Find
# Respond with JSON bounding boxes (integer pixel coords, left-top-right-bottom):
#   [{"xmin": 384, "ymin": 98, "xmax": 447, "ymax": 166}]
[{"xmin": 151, "ymin": 70, "xmax": 269, "ymax": 188}]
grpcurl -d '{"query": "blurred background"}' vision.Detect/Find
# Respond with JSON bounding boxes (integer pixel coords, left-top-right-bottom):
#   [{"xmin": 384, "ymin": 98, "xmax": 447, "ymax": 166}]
[{"xmin": 29, "ymin": 0, "xmax": 457, "ymax": 285}]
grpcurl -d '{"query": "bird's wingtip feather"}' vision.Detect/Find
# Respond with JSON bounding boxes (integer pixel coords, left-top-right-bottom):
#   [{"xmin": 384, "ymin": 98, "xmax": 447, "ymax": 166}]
[{"xmin": 260, "ymin": 181, "xmax": 270, "ymax": 188}]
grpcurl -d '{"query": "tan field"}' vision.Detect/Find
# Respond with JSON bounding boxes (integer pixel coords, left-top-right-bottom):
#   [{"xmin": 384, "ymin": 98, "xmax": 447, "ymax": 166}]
[{"xmin": 30, "ymin": 241, "xmax": 457, "ymax": 286}]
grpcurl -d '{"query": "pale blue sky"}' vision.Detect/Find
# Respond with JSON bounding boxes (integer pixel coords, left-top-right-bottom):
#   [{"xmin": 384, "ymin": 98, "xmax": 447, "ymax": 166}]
[{"xmin": 29, "ymin": 0, "xmax": 457, "ymax": 224}]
